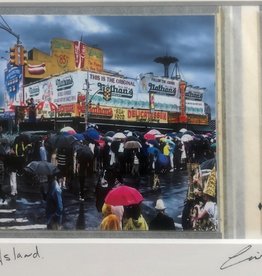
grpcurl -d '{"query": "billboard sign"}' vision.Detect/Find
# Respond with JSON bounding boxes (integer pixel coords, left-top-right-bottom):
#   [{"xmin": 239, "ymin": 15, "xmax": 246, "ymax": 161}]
[
  {"xmin": 138, "ymin": 73, "xmax": 180, "ymax": 97},
  {"xmin": 4, "ymin": 64, "xmax": 23, "ymax": 107},
  {"xmin": 24, "ymin": 70, "xmax": 206, "ymax": 116},
  {"xmin": 186, "ymin": 100, "xmax": 205, "ymax": 115},
  {"xmin": 88, "ymin": 72, "xmax": 136, "ymax": 99},
  {"xmin": 24, "ymin": 71, "xmax": 86, "ymax": 105},
  {"xmin": 185, "ymin": 85, "xmax": 205, "ymax": 101},
  {"xmin": 25, "ymin": 38, "xmax": 103, "ymax": 79}
]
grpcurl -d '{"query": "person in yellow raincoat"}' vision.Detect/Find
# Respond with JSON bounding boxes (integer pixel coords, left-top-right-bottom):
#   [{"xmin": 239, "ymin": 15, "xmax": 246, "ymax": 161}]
[
  {"xmin": 100, "ymin": 203, "xmax": 123, "ymax": 231},
  {"xmin": 123, "ymin": 204, "xmax": 148, "ymax": 231}
]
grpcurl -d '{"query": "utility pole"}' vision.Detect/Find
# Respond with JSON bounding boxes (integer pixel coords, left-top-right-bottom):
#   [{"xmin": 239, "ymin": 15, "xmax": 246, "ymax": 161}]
[
  {"xmin": 0, "ymin": 15, "xmax": 21, "ymax": 45},
  {"xmin": 0, "ymin": 16, "xmax": 27, "ymax": 67},
  {"xmin": 83, "ymin": 78, "xmax": 90, "ymax": 130}
]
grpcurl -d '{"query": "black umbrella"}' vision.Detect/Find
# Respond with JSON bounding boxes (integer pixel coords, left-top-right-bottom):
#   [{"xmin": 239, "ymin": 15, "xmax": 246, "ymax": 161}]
[
  {"xmin": 76, "ymin": 145, "xmax": 94, "ymax": 162},
  {"xmin": 105, "ymin": 131, "xmax": 115, "ymax": 137},
  {"xmin": 200, "ymin": 158, "xmax": 216, "ymax": 170},
  {"xmin": 14, "ymin": 133, "xmax": 31, "ymax": 145},
  {"xmin": 25, "ymin": 161, "xmax": 60, "ymax": 175},
  {"xmin": 102, "ymin": 136, "xmax": 113, "ymax": 143},
  {"xmin": 45, "ymin": 133, "xmax": 58, "ymax": 151},
  {"xmin": 55, "ymin": 134, "xmax": 78, "ymax": 149}
]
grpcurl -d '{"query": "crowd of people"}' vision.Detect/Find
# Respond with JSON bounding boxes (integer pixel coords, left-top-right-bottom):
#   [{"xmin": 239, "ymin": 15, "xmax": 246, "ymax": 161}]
[{"xmin": 0, "ymin": 124, "xmax": 217, "ymax": 231}]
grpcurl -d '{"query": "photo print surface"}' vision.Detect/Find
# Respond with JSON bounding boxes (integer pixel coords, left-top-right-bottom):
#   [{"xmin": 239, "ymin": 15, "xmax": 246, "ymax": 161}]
[{"xmin": 0, "ymin": 15, "xmax": 216, "ymax": 233}]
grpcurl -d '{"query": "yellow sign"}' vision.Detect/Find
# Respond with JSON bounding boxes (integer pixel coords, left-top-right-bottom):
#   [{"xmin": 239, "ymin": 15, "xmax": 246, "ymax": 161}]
[
  {"xmin": 125, "ymin": 109, "xmax": 168, "ymax": 123},
  {"xmin": 82, "ymin": 104, "xmax": 168, "ymax": 123},
  {"xmin": 187, "ymin": 115, "xmax": 208, "ymax": 125},
  {"xmin": 25, "ymin": 38, "xmax": 104, "ymax": 79}
]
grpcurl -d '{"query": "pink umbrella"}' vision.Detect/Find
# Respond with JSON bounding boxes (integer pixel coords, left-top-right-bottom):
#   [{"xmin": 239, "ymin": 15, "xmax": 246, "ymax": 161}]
[
  {"xmin": 147, "ymin": 129, "xmax": 161, "ymax": 135},
  {"xmin": 144, "ymin": 133, "xmax": 156, "ymax": 140},
  {"xmin": 105, "ymin": 185, "xmax": 144, "ymax": 206}
]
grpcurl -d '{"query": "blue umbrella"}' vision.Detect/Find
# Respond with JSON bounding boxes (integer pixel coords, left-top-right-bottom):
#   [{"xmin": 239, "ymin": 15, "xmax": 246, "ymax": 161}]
[
  {"xmin": 74, "ymin": 133, "xmax": 85, "ymax": 141},
  {"xmin": 166, "ymin": 132, "xmax": 177, "ymax": 138},
  {"xmin": 147, "ymin": 146, "xmax": 161, "ymax": 158},
  {"xmin": 83, "ymin": 127, "xmax": 100, "ymax": 141}
]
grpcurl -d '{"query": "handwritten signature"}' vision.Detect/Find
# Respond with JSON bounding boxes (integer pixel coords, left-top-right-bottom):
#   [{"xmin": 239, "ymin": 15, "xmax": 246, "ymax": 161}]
[
  {"xmin": 0, "ymin": 245, "xmax": 42, "ymax": 266},
  {"xmin": 220, "ymin": 245, "xmax": 262, "ymax": 270}
]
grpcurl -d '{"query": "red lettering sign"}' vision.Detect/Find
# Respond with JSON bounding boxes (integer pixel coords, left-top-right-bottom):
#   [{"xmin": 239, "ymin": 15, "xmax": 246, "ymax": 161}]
[
  {"xmin": 89, "ymin": 106, "xmax": 113, "ymax": 117},
  {"xmin": 74, "ymin": 41, "xmax": 86, "ymax": 69}
]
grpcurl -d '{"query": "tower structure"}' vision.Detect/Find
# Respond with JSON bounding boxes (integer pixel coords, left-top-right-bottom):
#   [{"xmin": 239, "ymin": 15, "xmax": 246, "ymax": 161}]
[{"xmin": 154, "ymin": 55, "xmax": 178, "ymax": 78}]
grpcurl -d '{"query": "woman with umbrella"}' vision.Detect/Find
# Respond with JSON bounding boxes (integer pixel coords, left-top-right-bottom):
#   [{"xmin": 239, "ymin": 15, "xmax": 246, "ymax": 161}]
[{"xmin": 105, "ymin": 185, "xmax": 148, "ymax": 231}]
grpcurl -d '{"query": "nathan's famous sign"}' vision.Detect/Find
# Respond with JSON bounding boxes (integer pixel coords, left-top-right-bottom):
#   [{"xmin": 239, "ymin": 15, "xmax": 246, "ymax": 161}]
[
  {"xmin": 89, "ymin": 72, "xmax": 135, "ymax": 99},
  {"xmin": 138, "ymin": 73, "xmax": 180, "ymax": 97},
  {"xmin": 24, "ymin": 70, "xmax": 206, "ymax": 116}
]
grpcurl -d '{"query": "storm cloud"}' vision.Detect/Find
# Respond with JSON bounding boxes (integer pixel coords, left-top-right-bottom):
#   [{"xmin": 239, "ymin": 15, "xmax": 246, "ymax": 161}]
[{"xmin": 0, "ymin": 15, "xmax": 215, "ymax": 117}]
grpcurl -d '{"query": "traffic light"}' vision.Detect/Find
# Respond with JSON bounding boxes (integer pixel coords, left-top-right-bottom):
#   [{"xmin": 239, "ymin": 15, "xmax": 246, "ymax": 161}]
[
  {"xmin": 103, "ymin": 86, "xmax": 112, "ymax": 101},
  {"xmin": 19, "ymin": 45, "xmax": 27, "ymax": 65},
  {"xmin": 9, "ymin": 46, "xmax": 18, "ymax": 66}
]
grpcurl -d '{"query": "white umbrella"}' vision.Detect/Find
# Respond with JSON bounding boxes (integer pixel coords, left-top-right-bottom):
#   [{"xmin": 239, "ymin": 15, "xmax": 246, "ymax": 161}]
[
  {"xmin": 112, "ymin": 132, "xmax": 126, "ymax": 140},
  {"xmin": 179, "ymin": 128, "xmax": 187, "ymax": 133},
  {"xmin": 181, "ymin": 134, "xmax": 194, "ymax": 142}
]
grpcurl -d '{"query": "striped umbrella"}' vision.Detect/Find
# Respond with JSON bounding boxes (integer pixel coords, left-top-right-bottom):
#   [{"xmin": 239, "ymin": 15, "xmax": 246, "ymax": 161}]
[{"xmin": 36, "ymin": 101, "xmax": 58, "ymax": 112}]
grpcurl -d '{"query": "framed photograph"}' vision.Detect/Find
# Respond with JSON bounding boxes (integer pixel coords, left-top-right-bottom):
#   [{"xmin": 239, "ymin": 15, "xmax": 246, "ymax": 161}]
[
  {"xmin": 0, "ymin": 0, "xmax": 262, "ymax": 275},
  {"xmin": 0, "ymin": 3, "xmax": 219, "ymax": 237}
]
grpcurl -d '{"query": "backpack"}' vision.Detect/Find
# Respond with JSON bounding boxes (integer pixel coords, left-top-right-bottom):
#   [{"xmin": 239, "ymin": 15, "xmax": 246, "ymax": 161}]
[{"xmin": 15, "ymin": 142, "xmax": 25, "ymax": 157}]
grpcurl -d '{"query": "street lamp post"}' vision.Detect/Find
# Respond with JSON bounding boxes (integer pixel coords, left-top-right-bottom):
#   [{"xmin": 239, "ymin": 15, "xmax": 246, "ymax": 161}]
[
  {"xmin": 179, "ymin": 80, "xmax": 188, "ymax": 124},
  {"xmin": 83, "ymin": 79, "xmax": 90, "ymax": 130}
]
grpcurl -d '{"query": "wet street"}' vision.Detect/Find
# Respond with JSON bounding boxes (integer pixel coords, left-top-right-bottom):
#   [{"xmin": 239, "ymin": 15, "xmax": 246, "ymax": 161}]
[{"xmin": 0, "ymin": 170, "xmax": 188, "ymax": 231}]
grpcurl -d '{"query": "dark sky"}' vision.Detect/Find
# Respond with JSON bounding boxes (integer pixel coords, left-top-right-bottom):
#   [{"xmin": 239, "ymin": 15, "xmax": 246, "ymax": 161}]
[{"xmin": 0, "ymin": 15, "xmax": 215, "ymax": 117}]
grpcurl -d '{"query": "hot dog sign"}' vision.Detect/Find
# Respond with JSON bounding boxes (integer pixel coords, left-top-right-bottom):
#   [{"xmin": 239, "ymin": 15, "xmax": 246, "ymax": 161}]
[{"xmin": 27, "ymin": 63, "xmax": 46, "ymax": 75}]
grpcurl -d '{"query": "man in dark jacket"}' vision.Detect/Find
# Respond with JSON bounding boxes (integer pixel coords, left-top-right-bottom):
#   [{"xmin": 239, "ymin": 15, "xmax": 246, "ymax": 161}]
[{"xmin": 149, "ymin": 199, "xmax": 176, "ymax": 230}]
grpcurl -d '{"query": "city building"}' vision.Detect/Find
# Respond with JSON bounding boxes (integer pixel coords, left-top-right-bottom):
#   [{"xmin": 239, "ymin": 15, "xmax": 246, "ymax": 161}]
[{"xmin": 3, "ymin": 38, "xmax": 212, "ymax": 132}]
